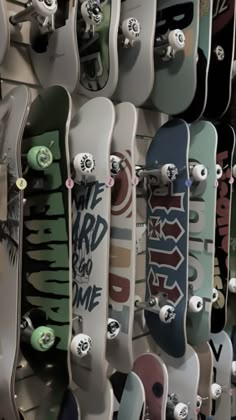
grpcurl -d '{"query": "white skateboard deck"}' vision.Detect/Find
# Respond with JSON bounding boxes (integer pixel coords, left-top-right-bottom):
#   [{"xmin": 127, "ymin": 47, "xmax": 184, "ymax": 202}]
[
  {"xmin": 30, "ymin": 1, "xmax": 80, "ymax": 93},
  {"xmin": 106, "ymin": 102, "xmax": 137, "ymax": 373},
  {"xmin": 113, "ymin": 0, "xmax": 156, "ymax": 106},
  {"xmin": 70, "ymin": 97, "xmax": 115, "ymax": 418}
]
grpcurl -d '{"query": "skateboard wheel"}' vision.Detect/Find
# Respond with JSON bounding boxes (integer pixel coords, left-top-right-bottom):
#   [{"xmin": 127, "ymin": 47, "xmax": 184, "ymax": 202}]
[
  {"xmin": 32, "ymin": 0, "xmax": 58, "ymax": 16},
  {"xmin": 196, "ymin": 395, "xmax": 202, "ymax": 411},
  {"xmin": 27, "ymin": 146, "xmax": 53, "ymax": 171},
  {"xmin": 232, "ymin": 361, "xmax": 236, "ymax": 376},
  {"xmin": 232, "ymin": 164, "xmax": 236, "ymax": 178},
  {"xmin": 159, "ymin": 305, "xmax": 176, "ymax": 323},
  {"xmin": 161, "ymin": 163, "xmax": 178, "ymax": 184},
  {"xmin": 121, "ymin": 17, "xmax": 141, "ymax": 46},
  {"xmin": 211, "ymin": 383, "xmax": 222, "ymax": 400},
  {"xmin": 216, "ymin": 164, "xmax": 223, "ymax": 180},
  {"xmin": 212, "ymin": 288, "xmax": 219, "ymax": 303},
  {"xmin": 30, "ymin": 326, "xmax": 55, "ymax": 352},
  {"xmin": 191, "ymin": 164, "xmax": 208, "ymax": 182},
  {"xmin": 107, "ymin": 318, "xmax": 121, "ymax": 340},
  {"xmin": 74, "ymin": 153, "xmax": 96, "ymax": 175},
  {"xmin": 110, "ymin": 155, "xmax": 122, "ymax": 175},
  {"xmin": 71, "ymin": 333, "xmax": 92, "ymax": 358},
  {"xmin": 214, "ymin": 45, "xmax": 224, "ymax": 61},
  {"xmin": 168, "ymin": 29, "xmax": 185, "ymax": 51},
  {"xmin": 81, "ymin": 0, "xmax": 103, "ymax": 27},
  {"xmin": 173, "ymin": 402, "xmax": 188, "ymax": 419},
  {"xmin": 229, "ymin": 278, "xmax": 236, "ymax": 293},
  {"xmin": 188, "ymin": 296, "xmax": 203, "ymax": 313}
]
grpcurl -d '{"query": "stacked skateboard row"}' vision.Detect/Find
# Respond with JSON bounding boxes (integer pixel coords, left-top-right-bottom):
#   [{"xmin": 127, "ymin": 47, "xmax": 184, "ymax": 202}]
[{"xmin": 1, "ymin": 0, "xmax": 236, "ymax": 419}]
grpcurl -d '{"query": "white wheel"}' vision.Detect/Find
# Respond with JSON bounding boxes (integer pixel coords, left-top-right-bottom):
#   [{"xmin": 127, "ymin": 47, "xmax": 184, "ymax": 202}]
[
  {"xmin": 71, "ymin": 334, "xmax": 92, "ymax": 358},
  {"xmin": 107, "ymin": 318, "xmax": 120, "ymax": 340},
  {"xmin": 74, "ymin": 153, "xmax": 95, "ymax": 175},
  {"xmin": 168, "ymin": 29, "xmax": 185, "ymax": 51},
  {"xmin": 32, "ymin": 0, "xmax": 58, "ymax": 16},
  {"xmin": 188, "ymin": 296, "xmax": 203, "ymax": 313},
  {"xmin": 232, "ymin": 361, "xmax": 236, "ymax": 376},
  {"xmin": 212, "ymin": 288, "xmax": 219, "ymax": 303},
  {"xmin": 191, "ymin": 164, "xmax": 208, "ymax": 182},
  {"xmin": 229, "ymin": 278, "xmax": 236, "ymax": 293},
  {"xmin": 159, "ymin": 305, "xmax": 176, "ymax": 323},
  {"xmin": 196, "ymin": 395, "xmax": 202, "ymax": 411},
  {"xmin": 211, "ymin": 383, "xmax": 222, "ymax": 400},
  {"xmin": 161, "ymin": 163, "xmax": 178, "ymax": 184},
  {"xmin": 173, "ymin": 402, "xmax": 188, "ymax": 419},
  {"xmin": 232, "ymin": 164, "xmax": 236, "ymax": 178},
  {"xmin": 121, "ymin": 17, "xmax": 141, "ymax": 46},
  {"xmin": 110, "ymin": 155, "xmax": 122, "ymax": 175},
  {"xmin": 81, "ymin": 0, "xmax": 103, "ymax": 27},
  {"xmin": 216, "ymin": 164, "xmax": 223, "ymax": 180}
]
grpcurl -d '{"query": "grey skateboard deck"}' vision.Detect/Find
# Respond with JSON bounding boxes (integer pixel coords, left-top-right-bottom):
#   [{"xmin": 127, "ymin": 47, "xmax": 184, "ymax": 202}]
[
  {"xmin": 187, "ymin": 121, "xmax": 217, "ymax": 345},
  {"xmin": 0, "ymin": 0, "xmax": 9, "ymax": 64},
  {"xmin": 77, "ymin": 0, "xmax": 120, "ymax": 98},
  {"xmin": 209, "ymin": 331, "xmax": 233, "ymax": 419},
  {"xmin": 107, "ymin": 102, "xmax": 137, "ymax": 373},
  {"xmin": 117, "ymin": 371, "xmax": 145, "ymax": 420},
  {"xmin": 0, "ymin": 86, "xmax": 31, "ymax": 420},
  {"xmin": 151, "ymin": 0, "xmax": 200, "ymax": 114},
  {"xmin": 29, "ymin": 1, "xmax": 80, "ymax": 93},
  {"xmin": 145, "ymin": 119, "xmax": 190, "ymax": 358},
  {"xmin": 133, "ymin": 353, "xmax": 168, "ymax": 420},
  {"xmin": 113, "ymin": 0, "xmax": 156, "ymax": 106},
  {"xmin": 70, "ymin": 97, "xmax": 115, "ymax": 419},
  {"xmin": 16, "ymin": 86, "xmax": 75, "ymax": 419}
]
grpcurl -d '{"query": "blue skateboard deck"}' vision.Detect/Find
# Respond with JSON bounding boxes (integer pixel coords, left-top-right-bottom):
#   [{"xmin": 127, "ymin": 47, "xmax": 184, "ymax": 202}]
[{"xmin": 145, "ymin": 119, "xmax": 190, "ymax": 358}]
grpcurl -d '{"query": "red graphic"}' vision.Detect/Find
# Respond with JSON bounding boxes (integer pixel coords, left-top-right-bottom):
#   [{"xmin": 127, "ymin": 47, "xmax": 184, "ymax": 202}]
[
  {"xmin": 109, "ymin": 273, "xmax": 130, "ymax": 303},
  {"xmin": 148, "ymin": 217, "xmax": 184, "ymax": 242},
  {"xmin": 148, "ymin": 268, "xmax": 183, "ymax": 306},
  {"xmin": 149, "ymin": 246, "xmax": 184, "ymax": 270},
  {"xmin": 111, "ymin": 151, "xmax": 132, "ymax": 218},
  {"xmin": 149, "ymin": 183, "xmax": 184, "ymax": 214}
]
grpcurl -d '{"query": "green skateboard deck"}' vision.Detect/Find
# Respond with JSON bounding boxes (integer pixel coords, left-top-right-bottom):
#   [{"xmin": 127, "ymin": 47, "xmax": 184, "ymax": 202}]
[
  {"xmin": 15, "ymin": 86, "xmax": 74, "ymax": 419},
  {"xmin": 187, "ymin": 121, "xmax": 217, "ymax": 345}
]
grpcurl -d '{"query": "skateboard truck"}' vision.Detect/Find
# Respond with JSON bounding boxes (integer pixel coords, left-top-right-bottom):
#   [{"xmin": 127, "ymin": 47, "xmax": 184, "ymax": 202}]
[
  {"xmin": 73, "ymin": 152, "xmax": 96, "ymax": 176},
  {"xmin": 110, "ymin": 155, "xmax": 125, "ymax": 175},
  {"xmin": 107, "ymin": 318, "xmax": 121, "ymax": 340},
  {"xmin": 120, "ymin": 17, "xmax": 141, "ymax": 48},
  {"xmin": 155, "ymin": 29, "xmax": 185, "ymax": 61},
  {"xmin": 20, "ymin": 313, "xmax": 55, "ymax": 352},
  {"xmin": 216, "ymin": 164, "xmax": 223, "ymax": 180},
  {"xmin": 167, "ymin": 393, "xmax": 189, "ymax": 419},
  {"xmin": 229, "ymin": 278, "xmax": 236, "ymax": 293},
  {"xmin": 189, "ymin": 164, "xmax": 208, "ymax": 183},
  {"xmin": 81, "ymin": 0, "xmax": 104, "ymax": 33},
  {"xmin": 9, "ymin": 0, "xmax": 57, "ymax": 35},
  {"xmin": 212, "ymin": 287, "xmax": 219, "ymax": 303},
  {"xmin": 136, "ymin": 163, "xmax": 178, "ymax": 184},
  {"xmin": 135, "ymin": 295, "xmax": 176, "ymax": 323}
]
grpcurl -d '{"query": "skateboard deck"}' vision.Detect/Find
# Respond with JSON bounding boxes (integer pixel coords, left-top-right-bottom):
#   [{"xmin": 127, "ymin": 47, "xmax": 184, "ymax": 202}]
[
  {"xmin": 204, "ymin": 0, "xmax": 236, "ymax": 118},
  {"xmin": 194, "ymin": 342, "xmax": 213, "ymax": 417},
  {"xmin": 187, "ymin": 121, "xmax": 217, "ymax": 345},
  {"xmin": 107, "ymin": 102, "xmax": 137, "ymax": 373},
  {"xmin": 29, "ymin": 1, "xmax": 80, "ymax": 92},
  {"xmin": 77, "ymin": 0, "xmax": 120, "ymax": 98},
  {"xmin": 116, "ymin": 371, "xmax": 145, "ymax": 420},
  {"xmin": 0, "ymin": 86, "xmax": 31, "ymax": 420},
  {"xmin": 228, "ymin": 144, "xmax": 236, "ymax": 322},
  {"xmin": 15, "ymin": 86, "xmax": 74, "ymax": 419},
  {"xmin": 113, "ymin": 0, "xmax": 156, "ymax": 106},
  {"xmin": 151, "ymin": 0, "xmax": 199, "ymax": 115},
  {"xmin": 159, "ymin": 344, "xmax": 200, "ymax": 419},
  {"xmin": 145, "ymin": 119, "xmax": 190, "ymax": 358},
  {"xmin": 133, "ymin": 353, "xmax": 168, "ymax": 420},
  {"xmin": 209, "ymin": 331, "xmax": 233, "ymax": 419},
  {"xmin": 0, "ymin": 0, "xmax": 9, "ymax": 65},
  {"xmin": 211, "ymin": 123, "xmax": 235, "ymax": 333},
  {"xmin": 70, "ymin": 97, "xmax": 115, "ymax": 419},
  {"xmin": 178, "ymin": 0, "xmax": 213, "ymax": 122}
]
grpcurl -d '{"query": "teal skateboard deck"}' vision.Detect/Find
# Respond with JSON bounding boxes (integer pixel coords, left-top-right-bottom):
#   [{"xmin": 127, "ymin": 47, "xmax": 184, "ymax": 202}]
[
  {"xmin": 15, "ymin": 86, "xmax": 74, "ymax": 419},
  {"xmin": 0, "ymin": 86, "xmax": 31, "ymax": 420},
  {"xmin": 187, "ymin": 121, "xmax": 217, "ymax": 345}
]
